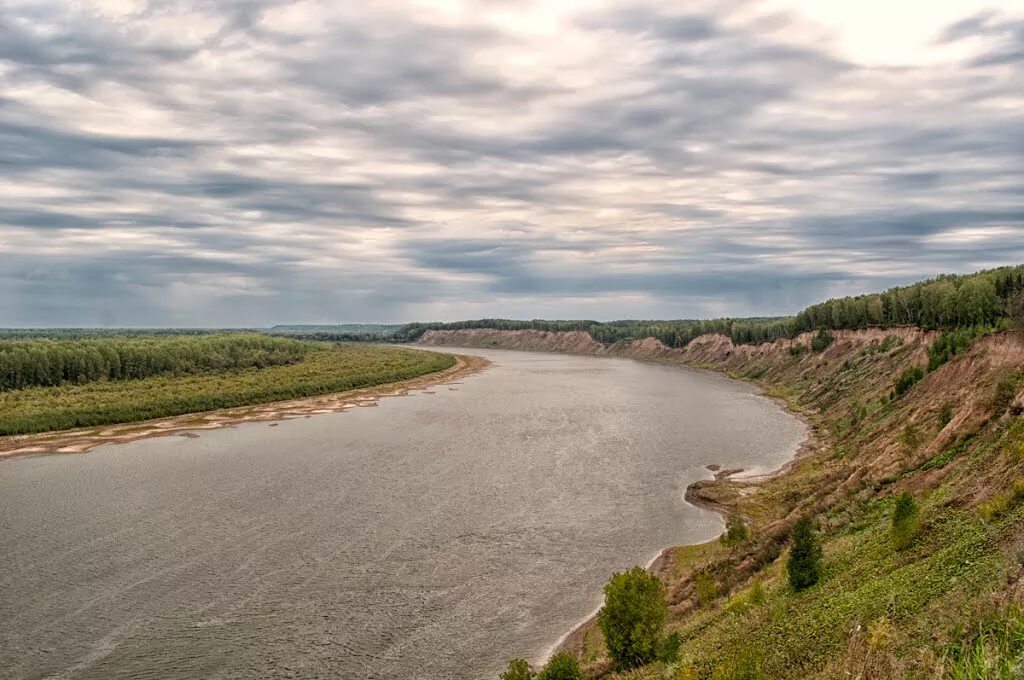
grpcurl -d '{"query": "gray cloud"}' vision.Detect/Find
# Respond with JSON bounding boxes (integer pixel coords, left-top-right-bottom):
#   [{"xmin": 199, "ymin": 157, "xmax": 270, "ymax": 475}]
[{"xmin": 1, "ymin": 1, "xmax": 1023, "ymax": 326}]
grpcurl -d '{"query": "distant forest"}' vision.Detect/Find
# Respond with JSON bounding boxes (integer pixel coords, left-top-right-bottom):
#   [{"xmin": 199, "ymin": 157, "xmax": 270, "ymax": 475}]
[
  {"xmin": 397, "ymin": 265, "xmax": 1024, "ymax": 348},
  {"xmin": 3, "ymin": 265, "xmax": 1023, "ymax": 353}
]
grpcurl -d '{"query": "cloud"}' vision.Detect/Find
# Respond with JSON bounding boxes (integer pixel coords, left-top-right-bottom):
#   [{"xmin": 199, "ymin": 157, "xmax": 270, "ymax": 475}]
[{"xmin": 0, "ymin": 0, "xmax": 1023, "ymax": 326}]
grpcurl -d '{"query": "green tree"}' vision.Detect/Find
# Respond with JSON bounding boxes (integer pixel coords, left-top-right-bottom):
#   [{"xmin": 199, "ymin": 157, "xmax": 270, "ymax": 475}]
[
  {"xmin": 500, "ymin": 658, "xmax": 534, "ymax": 680},
  {"xmin": 891, "ymin": 492, "xmax": 920, "ymax": 550},
  {"xmin": 597, "ymin": 566, "xmax": 668, "ymax": 670},
  {"xmin": 786, "ymin": 516, "xmax": 822, "ymax": 591},
  {"xmin": 536, "ymin": 653, "xmax": 580, "ymax": 680}
]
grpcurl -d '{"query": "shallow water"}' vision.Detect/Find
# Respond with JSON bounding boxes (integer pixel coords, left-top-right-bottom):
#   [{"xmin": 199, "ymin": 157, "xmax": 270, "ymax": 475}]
[{"xmin": 0, "ymin": 347, "xmax": 804, "ymax": 680}]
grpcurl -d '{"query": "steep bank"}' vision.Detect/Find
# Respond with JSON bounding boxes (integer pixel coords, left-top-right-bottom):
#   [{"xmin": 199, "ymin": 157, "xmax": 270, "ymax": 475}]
[{"xmin": 420, "ymin": 328, "xmax": 1024, "ymax": 677}]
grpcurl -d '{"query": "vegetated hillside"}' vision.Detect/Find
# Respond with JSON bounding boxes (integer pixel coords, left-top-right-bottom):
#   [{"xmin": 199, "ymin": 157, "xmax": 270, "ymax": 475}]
[{"xmin": 420, "ymin": 269, "xmax": 1024, "ymax": 678}]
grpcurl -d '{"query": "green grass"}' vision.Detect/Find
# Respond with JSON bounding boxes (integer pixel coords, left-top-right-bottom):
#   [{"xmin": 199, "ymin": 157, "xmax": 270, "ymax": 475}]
[
  {"xmin": 944, "ymin": 606, "xmax": 1024, "ymax": 679},
  {"xmin": 0, "ymin": 344, "xmax": 455, "ymax": 436},
  {"xmin": 660, "ymin": 501, "xmax": 1007, "ymax": 678}
]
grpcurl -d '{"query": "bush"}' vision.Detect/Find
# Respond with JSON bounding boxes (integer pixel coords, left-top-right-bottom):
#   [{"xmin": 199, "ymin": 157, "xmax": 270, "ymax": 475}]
[
  {"xmin": 991, "ymin": 373, "xmax": 1021, "ymax": 413},
  {"xmin": 894, "ymin": 366, "xmax": 925, "ymax": 398},
  {"xmin": 597, "ymin": 566, "xmax": 668, "ymax": 670},
  {"xmin": 786, "ymin": 516, "xmax": 822, "ymax": 591},
  {"xmin": 811, "ymin": 329, "xmax": 835, "ymax": 352},
  {"xmin": 536, "ymin": 653, "xmax": 580, "ymax": 680},
  {"xmin": 721, "ymin": 515, "xmax": 749, "ymax": 547},
  {"xmin": 694, "ymin": 572, "xmax": 718, "ymax": 605},
  {"xmin": 899, "ymin": 424, "xmax": 923, "ymax": 451},
  {"xmin": 867, "ymin": 616, "xmax": 896, "ymax": 650},
  {"xmin": 500, "ymin": 659, "xmax": 534, "ymax": 680},
  {"xmin": 891, "ymin": 492, "xmax": 920, "ymax": 550},
  {"xmin": 939, "ymin": 402, "xmax": 954, "ymax": 427},
  {"xmin": 657, "ymin": 631, "xmax": 681, "ymax": 663},
  {"xmin": 747, "ymin": 581, "xmax": 766, "ymax": 606},
  {"xmin": 927, "ymin": 326, "xmax": 990, "ymax": 371}
]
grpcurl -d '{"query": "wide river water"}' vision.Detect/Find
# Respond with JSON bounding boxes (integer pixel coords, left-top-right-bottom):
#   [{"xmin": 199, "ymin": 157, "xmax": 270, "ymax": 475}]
[{"xmin": 0, "ymin": 347, "xmax": 804, "ymax": 680}]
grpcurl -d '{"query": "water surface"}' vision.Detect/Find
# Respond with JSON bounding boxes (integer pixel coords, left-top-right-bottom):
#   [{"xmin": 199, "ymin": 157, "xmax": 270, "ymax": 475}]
[{"xmin": 0, "ymin": 348, "xmax": 804, "ymax": 679}]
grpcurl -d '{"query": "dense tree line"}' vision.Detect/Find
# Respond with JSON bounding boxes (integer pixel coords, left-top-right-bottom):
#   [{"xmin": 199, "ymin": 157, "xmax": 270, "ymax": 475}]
[
  {"xmin": 397, "ymin": 318, "xmax": 596, "ymax": 341},
  {"xmin": 269, "ymin": 331, "xmax": 395, "ymax": 343},
  {"xmin": 0, "ymin": 335, "xmax": 313, "ymax": 392},
  {"xmin": 0, "ymin": 328, "xmax": 247, "ymax": 340},
  {"xmin": 397, "ymin": 265, "xmax": 1024, "ymax": 349}
]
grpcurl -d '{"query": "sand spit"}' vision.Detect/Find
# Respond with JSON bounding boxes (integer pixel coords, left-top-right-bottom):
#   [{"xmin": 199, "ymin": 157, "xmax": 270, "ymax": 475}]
[{"xmin": 0, "ymin": 353, "xmax": 489, "ymax": 459}]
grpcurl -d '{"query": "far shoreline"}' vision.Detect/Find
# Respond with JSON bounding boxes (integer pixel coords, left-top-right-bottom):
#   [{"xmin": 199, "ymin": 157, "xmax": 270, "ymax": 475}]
[{"xmin": 0, "ymin": 352, "xmax": 489, "ymax": 460}]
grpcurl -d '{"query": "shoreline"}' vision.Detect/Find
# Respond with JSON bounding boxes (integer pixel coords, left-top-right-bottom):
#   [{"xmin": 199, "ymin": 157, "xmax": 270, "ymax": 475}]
[
  {"xmin": 548, "ymin": 421, "xmax": 818, "ymax": 662},
  {"xmin": 497, "ymin": 352, "xmax": 819, "ymax": 663},
  {"xmin": 0, "ymin": 353, "xmax": 489, "ymax": 460}
]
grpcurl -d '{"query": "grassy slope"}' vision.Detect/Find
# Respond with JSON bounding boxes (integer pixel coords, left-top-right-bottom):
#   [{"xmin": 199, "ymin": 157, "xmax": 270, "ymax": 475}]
[
  {"xmin": 0, "ymin": 344, "xmax": 455, "ymax": 436},
  {"xmin": 584, "ymin": 329, "xmax": 1024, "ymax": 678}
]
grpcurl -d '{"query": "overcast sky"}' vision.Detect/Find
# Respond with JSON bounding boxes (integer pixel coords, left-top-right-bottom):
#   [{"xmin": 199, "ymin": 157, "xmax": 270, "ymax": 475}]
[{"xmin": 1, "ymin": 0, "xmax": 1022, "ymax": 327}]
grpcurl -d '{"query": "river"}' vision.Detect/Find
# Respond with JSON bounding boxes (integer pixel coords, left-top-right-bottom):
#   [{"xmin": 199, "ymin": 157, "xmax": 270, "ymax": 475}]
[{"xmin": 0, "ymin": 347, "xmax": 804, "ymax": 679}]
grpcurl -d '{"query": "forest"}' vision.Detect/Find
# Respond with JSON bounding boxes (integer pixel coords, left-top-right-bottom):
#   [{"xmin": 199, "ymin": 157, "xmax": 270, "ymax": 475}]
[
  {"xmin": 0, "ymin": 334, "xmax": 313, "ymax": 391},
  {"xmin": 397, "ymin": 264, "xmax": 1024, "ymax": 348},
  {"xmin": 0, "ymin": 342, "xmax": 454, "ymax": 436}
]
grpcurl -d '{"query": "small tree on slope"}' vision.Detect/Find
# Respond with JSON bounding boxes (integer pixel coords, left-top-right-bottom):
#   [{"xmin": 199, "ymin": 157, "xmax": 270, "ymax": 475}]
[
  {"xmin": 597, "ymin": 566, "xmax": 667, "ymax": 670},
  {"xmin": 891, "ymin": 491, "xmax": 920, "ymax": 550},
  {"xmin": 536, "ymin": 653, "xmax": 581, "ymax": 680},
  {"xmin": 787, "ymin": 515, "xmax": 822, "ymax": 591},
  {"xmin": 500, "ymin": 659, "xmax": 534, "ymax": 680}
]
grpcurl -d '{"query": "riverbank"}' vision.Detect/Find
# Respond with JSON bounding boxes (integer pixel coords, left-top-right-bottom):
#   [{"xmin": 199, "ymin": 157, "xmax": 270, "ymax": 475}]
[
  {"xmin": 551, "ymin": 369, "xmax": 821, "ymax": 664},
  {"xmin": 419, "ymin": 327, "xmax": 1024, "ymax": 677},
  {"xmin": 0, "ymin": 352, "xmax": 488, "ymax": 458}
]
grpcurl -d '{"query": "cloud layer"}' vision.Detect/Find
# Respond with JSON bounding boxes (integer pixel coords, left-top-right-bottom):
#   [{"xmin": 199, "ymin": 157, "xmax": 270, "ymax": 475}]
[{"xmin": 1, "ymin": 0, "xmax": 1022, "ymax": 326}]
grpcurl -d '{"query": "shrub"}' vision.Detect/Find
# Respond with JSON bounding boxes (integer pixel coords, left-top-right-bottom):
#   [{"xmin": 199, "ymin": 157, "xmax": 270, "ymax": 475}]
[
  {"xmin": 747, "ymin": 581, "xmax": 766, "ymax": 606},
  {"xmin": 867, "ymin": 616, "xmax": 896, "ymax": 650},
  {"xmin": 894, "ymin": 366, "xmax": 925, "ymax": 398},
  {"xmin": 500, "ymin": 659, "xmax": 534, "ymax": 680},
  {"xmin": 939, "ymin": 402, "xmax": 954, "ymax": 427},
  {"xmin": 1002, "ymin": 418, "xmax": 1024, "ymax": 460},
  {"xmin": 891, "ymin": 492, "xmax": 920, "ymax": 550},
  {"xmin": 657, "ymin": 631, "xmax": 682, "ymax": 663},
  {"xmin": 811, "ymin": 329, "xmax": 835, "ymax": 352},
  {"xmin": 991, "ymin": 373, "xmax": 1021, "ymax": 413},
  {"xmin": 725, "ymin": 594, "xmax": 749, "ymax": 616},
  {"xmin": 536, "ymin": 653, "xmax": 580, "ymax": 680},
  {"xmin": 694, "ymin": 572, "xmax": 718, "ymax": 605},
  {"xmin": 899, "ymin": 424, "xmax": 923, "ymax": 451},
  {"xmin": 721, "ymin": 515, "xmax": 749, "ymax": 547},
  {"xmin": 787, "ymin": 516, "xmax": 822, "ymax": 591},
  {"xmin": 597, "ymin": 566, "xmax": 668, "ymax": 670},
  {"xmin": 927, "ymin": 326, "xmax": 989, "ymax": 371}
]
